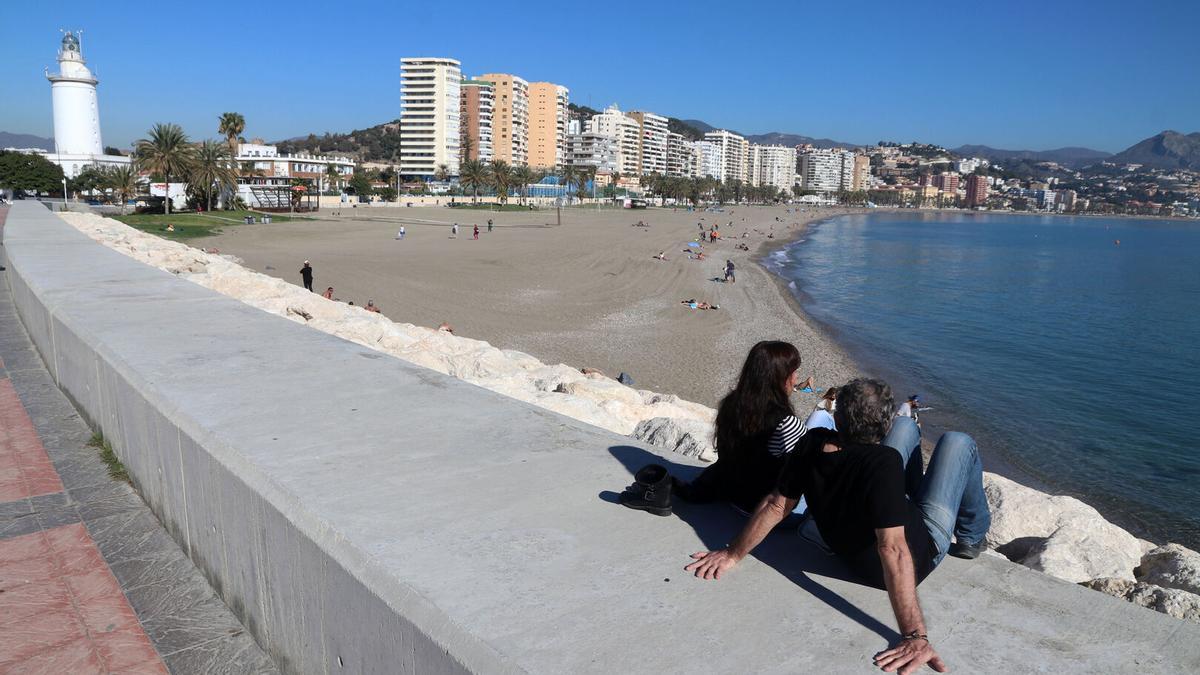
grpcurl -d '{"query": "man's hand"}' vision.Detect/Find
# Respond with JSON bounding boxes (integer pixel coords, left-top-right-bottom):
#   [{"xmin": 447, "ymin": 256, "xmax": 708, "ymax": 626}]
[
  {"xmin": 873, "ymin": 639, "xmax": 947, "ymax": 674},
  {"xmin": 685, "ymin": 549, "xmax": 742, "ymax": 580}
]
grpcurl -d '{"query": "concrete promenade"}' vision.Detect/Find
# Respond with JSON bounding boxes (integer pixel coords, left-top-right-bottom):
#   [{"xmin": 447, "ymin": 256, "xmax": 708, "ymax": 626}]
[
  {"xmin": 0, "ymin": 206, "xmax": 276, "ymax": 673},
  {"xmin": 4, "ymin": 200, "xmax": 1200, "ymax": 673}
]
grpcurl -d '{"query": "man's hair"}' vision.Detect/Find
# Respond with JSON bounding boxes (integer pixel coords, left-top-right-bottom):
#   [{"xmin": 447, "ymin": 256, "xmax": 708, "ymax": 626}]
[{"xmin": 834, "ymin": 378, "xmax": 895, "ymax": 445}]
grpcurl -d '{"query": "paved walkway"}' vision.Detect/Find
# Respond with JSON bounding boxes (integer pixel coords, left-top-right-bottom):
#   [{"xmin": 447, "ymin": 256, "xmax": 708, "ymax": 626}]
[{"xmin": 0, "ymin": 207, "xmax": 277, "ymax": 674}]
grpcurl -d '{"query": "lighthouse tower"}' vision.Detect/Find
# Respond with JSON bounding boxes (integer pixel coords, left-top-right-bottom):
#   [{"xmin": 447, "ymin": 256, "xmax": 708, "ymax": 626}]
[{"xmin": 47, "ymin": 32, "xmax": 104, "ymax": 157}]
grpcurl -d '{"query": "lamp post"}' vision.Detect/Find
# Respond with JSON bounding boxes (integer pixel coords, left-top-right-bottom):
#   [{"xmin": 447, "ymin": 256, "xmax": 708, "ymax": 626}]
[{"xmin": 62, "ymin": 177, "xmax": 68, "ymax": 206}]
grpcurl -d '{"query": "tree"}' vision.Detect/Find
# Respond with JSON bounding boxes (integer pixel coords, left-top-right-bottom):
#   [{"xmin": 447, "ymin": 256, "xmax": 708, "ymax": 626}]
[
  {"xmin": 348, "ymin": 172, "xmax": 373, "ymax": 198},
  {"xmin": 217, "ymin": 112, "xmax": 245, "ymax": 166},
  {"xmin": 0, "ymin": 151, "xmax": 65, "ymax": 194},
  {"xmin": 105, "ymin": 165, "xmax": 139, "ymax": 214},
  {"xmin": 190, "ymin": 140, "xmax": 237, "ymax": 212},
  {"xmin": 135, "ymin": 123, "xmax": 196, "ymax": 215},
  {"xmin": 377, "ymin": 186, "xmax": 397, "ymax": 202},
  {"xmin": 511, "ymin": 165, "xmax": 537, "ymax": 205},
  {"xmin": 68, "ymin": 165, "xmax": 109, "ymax": 196},
  {"xmin": 489, "ymin": 160, "xmax": 512, "ymax": 205},
  {"xmin": 459, "ymin": 159, "xmax": 488, "ymax": 203},
  {"xmin": 324, "ymin": 164, "xmax": 341, "ymax": 194},
  {"xmin": 576, "ymin": 166, "xmax": 595, "ymax": 200},
  {"xmin": 435, "ymin": 163, "xmax": 450, "ymax": 182},
  {"xmin": 558, "ymin": 165, "xmax": 580, "ymax": 201},
  {"xmin": 103, "ymin": 146, "xmax": 126, "ymax": 157}
]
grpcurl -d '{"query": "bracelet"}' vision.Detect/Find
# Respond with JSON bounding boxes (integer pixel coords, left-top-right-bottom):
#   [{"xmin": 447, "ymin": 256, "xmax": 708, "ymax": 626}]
[{"xmin": 901, "ymin": 631, "xmax": 929, "ymax": 643}]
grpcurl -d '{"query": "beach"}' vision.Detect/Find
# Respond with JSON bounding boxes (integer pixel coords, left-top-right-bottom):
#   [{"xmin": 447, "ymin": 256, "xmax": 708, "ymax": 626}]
[{"xmin": 197, "ymin": 204, "xmax": 864, "ymax": 408}]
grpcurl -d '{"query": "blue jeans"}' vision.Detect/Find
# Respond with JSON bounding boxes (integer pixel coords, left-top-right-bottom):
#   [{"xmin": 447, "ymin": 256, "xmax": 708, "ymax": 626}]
[{"xmin": 881, "ymin": 418, "xmax": 991, "ymax": 566}]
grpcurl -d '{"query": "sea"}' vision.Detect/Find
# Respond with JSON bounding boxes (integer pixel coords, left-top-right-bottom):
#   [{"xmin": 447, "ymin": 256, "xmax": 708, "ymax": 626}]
[{"xmin": 765, "ymin": 210, "xmax": 1200, "ymax": 549}]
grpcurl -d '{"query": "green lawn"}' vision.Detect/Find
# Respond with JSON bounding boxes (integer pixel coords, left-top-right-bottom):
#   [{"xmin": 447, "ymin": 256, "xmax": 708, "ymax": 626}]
[{"xmin": 112, "ymin": 210, "xmax": 301, "ymax": 240}]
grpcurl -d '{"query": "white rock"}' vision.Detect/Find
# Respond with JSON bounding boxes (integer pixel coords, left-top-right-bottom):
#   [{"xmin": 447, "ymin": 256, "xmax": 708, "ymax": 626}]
[
  {"xmin": 1136, "ymin": 543, "xmax": 1200, "ymax": 596},
  {"xmin": 631, "ymin": 417, "xmax": 714, "ymax": 459},
  {"xmin": 1020, "ymin": 523, "xmax": 1142, "ymax": 583},
  {"xmin": 1083, "ymin": 577, "xmax": 1200, "ymax": 623}
]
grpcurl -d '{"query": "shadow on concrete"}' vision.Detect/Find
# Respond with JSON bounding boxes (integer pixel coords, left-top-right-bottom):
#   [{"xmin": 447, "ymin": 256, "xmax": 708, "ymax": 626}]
[{"xmin": 607, "ymin": 444, "xmax": 901, "ymax": 644}]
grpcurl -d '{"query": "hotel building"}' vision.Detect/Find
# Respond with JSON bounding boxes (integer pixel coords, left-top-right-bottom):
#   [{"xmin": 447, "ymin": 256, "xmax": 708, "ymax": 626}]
[
  {"xmin": 400, "ymin": 57, "xmax": 462, "ymax": 178},
  {"xmin": 478, "ymin": 73, "xmax": 529, "ymax": 166},
  {"xmin": 527, "ymin": 82, "xmax": 569, "ymax": 170}
]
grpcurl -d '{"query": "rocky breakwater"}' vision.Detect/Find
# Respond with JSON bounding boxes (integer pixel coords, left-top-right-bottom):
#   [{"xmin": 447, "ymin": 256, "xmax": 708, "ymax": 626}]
[{"xmin": 61, "ymin": 212, "xmax": 1200, "ymax": 624}]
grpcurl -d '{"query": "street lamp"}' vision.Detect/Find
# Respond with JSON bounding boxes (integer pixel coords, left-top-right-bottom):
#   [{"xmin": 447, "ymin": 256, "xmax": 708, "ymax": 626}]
[{"xmin": 62, "ymin": 177, "xmax": 68, "ymax": 206}]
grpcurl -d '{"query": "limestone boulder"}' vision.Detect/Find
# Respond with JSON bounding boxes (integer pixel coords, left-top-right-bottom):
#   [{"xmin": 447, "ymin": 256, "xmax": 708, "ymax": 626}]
[
  {"xmin": 1019, "ymin": 522, "xmax": 1142, "ymax": 583},
  {"xmin": 1136, "ymin": 543, "xmax": 1200, "ymax": 596},
  {"xmin": 631, "ymin": 417, "xmax": 715, "ymax": 460},
  {"xmin": 1083, "ymin": 577, "xmax": 1200, "ymax": 623}
]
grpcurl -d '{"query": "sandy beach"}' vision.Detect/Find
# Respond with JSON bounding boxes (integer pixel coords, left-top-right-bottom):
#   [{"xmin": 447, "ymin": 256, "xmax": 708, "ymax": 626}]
[{"xmin": 198, "ymin": 204, "xmax": 865, "ymax": 408}]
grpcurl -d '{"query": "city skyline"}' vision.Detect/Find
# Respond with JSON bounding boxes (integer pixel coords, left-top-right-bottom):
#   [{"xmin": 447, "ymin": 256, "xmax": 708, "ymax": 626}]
[{"xmin": 1, "ymin": 0, "xmax": 1197, "ymax": 153}]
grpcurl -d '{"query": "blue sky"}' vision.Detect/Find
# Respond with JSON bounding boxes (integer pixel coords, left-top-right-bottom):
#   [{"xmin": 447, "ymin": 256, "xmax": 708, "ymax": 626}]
[{"xmin": 1, "ymin": 0, "xmax": 1196, "ymax": 152}]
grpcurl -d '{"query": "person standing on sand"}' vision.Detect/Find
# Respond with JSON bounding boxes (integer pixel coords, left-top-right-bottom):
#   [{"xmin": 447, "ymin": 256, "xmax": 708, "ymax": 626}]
[
  {"xmin": 725, "ymin": 260, "xmax": 736, "ymax": 283},
  {"xmin": 686, "ymin": 378, "xmax": 991, "ymax": 675},
  {"xmin": 300, "ymin": 261, "xmax": 314, "ymax": 292},
  {"xmin": 487, "ymin": 218, "xmax": 494, "ymax": 232},
  {"xmin": 474, "ymin": 224, "xmax": 480, "ymax": 240},
  {"xmin": 452, "ymin": 223, "xmax": 458, "ymax": 238},
  {"xmin": 396, "ymin": 226, "xmax": 405, "ymax": 240}
]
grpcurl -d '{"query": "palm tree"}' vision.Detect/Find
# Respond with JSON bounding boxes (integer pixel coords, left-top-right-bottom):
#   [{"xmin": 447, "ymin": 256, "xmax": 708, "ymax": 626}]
[
  {"xmin": 459, "ymin": 159, "xmax": 488, "ymax": 204},
  {"xmin": 435, "ymin": 163, "xmax": 450, "ymax": 182},
  {"xmin": 558, "ymin": 165, "xmax": 579, "ymax": 203},
  {"xmin": 324, "ymin": 164, "xmax": 341, "ymax": 194},
  {"xmin": 489, "ymin": 160, "xmax": 512, "ymax": 205},
  {"xmin": 190, "ymin": 140, "xmax": 237, "ymax": 212},
  {"xmin": 511, "ymin": 166, "xmax": 536, "ymax": 205},
  {"xmin": 217, "ymin": 112, "xmax": 245, "ymax": 164},
  {"xmin": 576, "ymin": 166, "xmax": 595, "ymax": 201},
  {"xmin": 104, "ymin": 165, "xmax": 139, "ymax": 214},
  {"xmin": 135, "ymin": 123, "xmax": 196, "ymax": 215}
]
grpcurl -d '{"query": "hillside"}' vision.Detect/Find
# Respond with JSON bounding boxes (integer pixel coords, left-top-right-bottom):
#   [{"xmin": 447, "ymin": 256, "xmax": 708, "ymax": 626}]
[
  {"xmin": 744, "ymin": 132, "xmax": 860, "ymax": 150},
  {"xmin": 954, "ymin": 144, "xmax": 1112, "ymax": 167},
  {"xmin": 1107, "ymin": 130, "xmax": 1200, "ymax": 170},
  {"xmin": 274, "ymin": 122, "xmax": 398, "ymax": 161},
  {"xmin": 0, "ymin": 132, "xmax": 54, "ymax": 151}
]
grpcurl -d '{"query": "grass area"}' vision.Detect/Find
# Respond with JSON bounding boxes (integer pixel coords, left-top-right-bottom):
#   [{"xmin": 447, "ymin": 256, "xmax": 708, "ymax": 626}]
[
  {"xmin": 87, "ymin": 432, "xmax": 130, "ymax": 483},
  {"xmin": 112, "ymin": 210, "xmax": 303, "ymax": 240}
]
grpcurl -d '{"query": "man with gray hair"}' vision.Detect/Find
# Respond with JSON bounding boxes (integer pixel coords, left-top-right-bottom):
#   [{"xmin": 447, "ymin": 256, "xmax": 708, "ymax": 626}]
[{"xmin": 686, "ymin": 377, "xmax": 990, "ymax": 675}]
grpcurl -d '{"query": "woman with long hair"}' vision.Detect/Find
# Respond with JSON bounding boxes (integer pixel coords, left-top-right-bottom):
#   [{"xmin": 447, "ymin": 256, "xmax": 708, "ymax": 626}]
[{"xmin": 676, "ymin": 341, "xmax": 808, "ymax": 515}]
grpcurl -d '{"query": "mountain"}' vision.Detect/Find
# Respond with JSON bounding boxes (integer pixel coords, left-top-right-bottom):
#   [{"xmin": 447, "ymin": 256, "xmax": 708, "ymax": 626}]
[
  {"xmin": 953, "ymin": 144, "xmax": 1111, "ymax": 167},
  {"xmin": 679, "ymin": 119, "xmax": 716, "ymax": 134},
  {"xmin": 745, "ymin": 132, "xmax": 860, "ymax": 150},
  {"xmin": 274, "ymin": 121, "xmax": 398, "ymax": 161},
  {"xmin": 1107, "ymin": 130, "xmax": 1200, "ymax": 170},
  {"xmin": 0, "ymin": 132, "xmax": 54, "ymax": 151}
]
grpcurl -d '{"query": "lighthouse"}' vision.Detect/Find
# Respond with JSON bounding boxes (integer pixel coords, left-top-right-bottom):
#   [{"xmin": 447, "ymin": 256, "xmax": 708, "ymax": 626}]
[{"xmin": 43, "ymin": 31, "xmax": 129, "ymax": 178}]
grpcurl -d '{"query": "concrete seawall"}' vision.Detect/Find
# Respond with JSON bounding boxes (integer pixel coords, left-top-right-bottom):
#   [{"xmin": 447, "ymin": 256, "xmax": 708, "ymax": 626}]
[{"xmin": 4, "ymin": 201, "xmax": 1199, "ymax": 673}]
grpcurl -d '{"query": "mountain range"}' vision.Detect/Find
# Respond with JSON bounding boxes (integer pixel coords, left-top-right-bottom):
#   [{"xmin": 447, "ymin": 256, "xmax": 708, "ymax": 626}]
[
  {"xmin": 1106, "ymin": 131, "xmax": 1200, "ymax": 170},
  {"xmin": 0, "ymin": 132, "xmax": 53, "ymax": 151},
  {"xmin": 952, "ymin": 144, "xmax": 1112, "ymax": 167}
]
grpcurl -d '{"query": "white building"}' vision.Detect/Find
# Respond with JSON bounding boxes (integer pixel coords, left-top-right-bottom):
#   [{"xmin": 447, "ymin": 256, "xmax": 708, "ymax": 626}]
[
  {"xmin": 666, "ymin": 133, "xmax": 699, "ymax": 178},
  {"xmin": 586, "ymin": 105, "xmax": 641, "ymax": 176},
  {"xmin": 564, "ymin": 132, "xmax": 619, "ymax": 172},
  {"xmin": 701, "ymin": 130, "xmax": 749, "ymax": 183},
  {"xmin": 400, "ymin": 57, "xmax": 462, "ymax": 179},
  {"xmin": 956, "ymin": 157, "xmax": 988, "ymax": 174},
  {"xmin": 234, "ymin": 143, "xmax": 355, "ymax": 208},
  {"xmin": 629, "ymin": 111, "xmax": 669, "ymax": 175},
  {"xmin": 41, "ymin": 31, "xmax": 130, "ymax": 178},
  {"xmin": 799, "ymin": 148, "xmax": 855, "ymax": 192},
  {"xmin": 749, "ymin": 144, "xmax": 796, "ymax": 192}
]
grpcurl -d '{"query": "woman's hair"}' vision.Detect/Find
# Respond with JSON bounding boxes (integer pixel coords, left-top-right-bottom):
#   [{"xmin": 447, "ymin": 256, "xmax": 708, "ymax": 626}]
[
  {"xmin": 715, "ymin": 341, "xmax": 801, "ymax": 455},
  {"xmin": 834, "ymin": 378, "xmax": 895, "ymax": 444},
  {"xmin": 818, "ymin": 386, "xmax": 839, "ymax": 411}
]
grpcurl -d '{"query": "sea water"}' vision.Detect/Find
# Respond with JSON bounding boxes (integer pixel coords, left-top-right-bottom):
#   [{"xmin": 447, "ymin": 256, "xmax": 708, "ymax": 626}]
[{"xmin": 767, "ymin": 211, "xmax": 1200, "ymax": 548}]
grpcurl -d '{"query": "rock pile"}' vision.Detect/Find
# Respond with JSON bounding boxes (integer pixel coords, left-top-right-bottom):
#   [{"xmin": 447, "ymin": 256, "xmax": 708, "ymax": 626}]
[{"xmin": 62, "ymin": 212, "xmax": 1200, "ymax": 624}]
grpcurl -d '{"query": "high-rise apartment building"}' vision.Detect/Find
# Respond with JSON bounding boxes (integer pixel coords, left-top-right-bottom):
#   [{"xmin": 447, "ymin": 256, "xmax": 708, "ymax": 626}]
[
  {"xmin": 749, "ymin": 144, "xmax": 796, "ymax": 191},
  {"xmin": 479, "ymin": 73, "xmax": 529, "ymax": 166},
  {"xmin": 666, "ymin": 133, "xmax": 699, "ymax": 178},
  {"xmin": 564, "ymin": 132, "xmax": 619, "ymax": 172},
  {"xmin": 965, "ymin": 173, "xmax": 989, "ymax": 207},
  {"xmin": 852, "ymin": 154, "xmax": 871, "ymax": 191},
  {"xmin": 702, "ymin": 130, "xmax": 749, "ymax": 183},
  {"xmin": 799, "ymin": 148, "xmax": 855, "ymax": 192},
  {"xmin": 932, "ymin": 172, "xmax": 961, "ymax": 194},
  {"xmin": 400, "ymin": 57, "xmax": 462, "ymax": 178},
  {"xmin": 459, "ymin": 78, "xmax": 494, "ymax": 163},
  {"xmin": 528, "ymin": 82, "xmax": 569, "ymax": 170},
  {"xmin": 587, "ymin": 105, "xmax": 641, "ymax": 176},
  {"xmin": 628, "ymin": 111, "xmax": 669, "ymax": 175}
]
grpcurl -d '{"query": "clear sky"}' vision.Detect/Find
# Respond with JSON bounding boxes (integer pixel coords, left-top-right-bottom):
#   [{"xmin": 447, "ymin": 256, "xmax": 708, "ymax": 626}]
[{"xmin": 1, "ymin": 0, "xmax": 1196, "ymax": 153}]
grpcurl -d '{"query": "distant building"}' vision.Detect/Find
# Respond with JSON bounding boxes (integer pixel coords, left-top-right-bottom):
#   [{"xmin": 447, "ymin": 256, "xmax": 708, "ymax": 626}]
[
  {"xmin": 852, "ymin": 154, "xmax": 871, "ymax": 191},
  {"xmin": 1058, "ymin": 189, "xmax": 1077, "ymax": 211},
  {"xmin": 479, "ymin": 73, "xmax": 529, "ymax": 166},
  {"xmin": 932, "ymin": 172, "xmax": 961, "ymax": 194},
  {"xmin": 459, "ymin": 79, "xmax": 495, "ymax": 163},
  {"xmin": 965, "ymin": 173, "xmax": 989, "ymax": 207},
  {"xmin": 563, "ymin": 132, "xmax": 618, "ymax": 172},
  {"xmin": 702, "ymin": 129, "xmax": 750, "ymax": 183},
  {"xmin": 749, "ymin": 144, "xmax": 796, "ymax": 192},
  {"xmin": 666, "ymin": 132, "xmax": 699, "ymax": 178},
  {"xmin": 400, "ymin": 57, "xmax": 462, "ymax": 178},
  {"xmin": 628, "ymin": 111, "xmax": 669, "ymax": 176},
  {"xmin": 41, "ymin": 31, "xmax": 130, "ymax": 178},
  {"xmin": 587, "ymin": 105, "xmax": 641, "ymax": 176},
  {"xmin": 798, "ymin": 149, "xmax": 853, "ymax": 192},
  {"xmin": 235, "ymin": 143, "xmax": 355, "ymax": 208},
  {"xmin": 527, "ymin": 82, "xmax": 568, "ymax": 170}
]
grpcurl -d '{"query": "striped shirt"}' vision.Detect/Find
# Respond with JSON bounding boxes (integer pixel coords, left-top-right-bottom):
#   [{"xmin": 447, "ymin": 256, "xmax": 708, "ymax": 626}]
[{"xmin": 766, "ymin": 415, "xmax": 808, "ymax": 457}]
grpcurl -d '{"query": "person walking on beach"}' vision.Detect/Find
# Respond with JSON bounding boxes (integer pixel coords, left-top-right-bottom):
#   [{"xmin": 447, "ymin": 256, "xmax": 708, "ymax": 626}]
[
  {"xmin": 396, "ymin": 226, "xmax": 405, "ymax": 240},
  {"xmin": 473, "ymin": 224, "xmax": 480, "ymax": 240},
  {"xmin": 487, "ymin": 218, "xmax": 494, "ymax": 233},
  {"xmin": 300, "ymin": 261, "xmax": 314, "ymax": 292},
  {"xmin": 725, "ymin": 260, "xmax": 736, "ymax": 283},
  {"xmin": 685, "ymin": 377, "xmax": 991, "ymax": 674},
  {"xmin": 452, "ymin": 223, "xmax": 459, "ymax": 238}
]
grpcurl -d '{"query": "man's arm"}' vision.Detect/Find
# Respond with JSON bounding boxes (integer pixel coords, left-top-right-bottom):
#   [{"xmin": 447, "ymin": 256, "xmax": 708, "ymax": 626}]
[
  {"xmin": 872, "ymin": 526, "xmax": 947, "ymax": 674},
  {"xmin": 685, "ymin": 491, "xmax": 797, "ymax": 580}
]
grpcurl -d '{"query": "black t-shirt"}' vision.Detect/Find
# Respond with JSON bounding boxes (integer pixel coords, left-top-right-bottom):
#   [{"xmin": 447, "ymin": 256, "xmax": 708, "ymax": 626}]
[
  {"xmin": 300, "ymin": 267, "xmax": 314, "ymax": 281},
  {"xmin": 778, "ymin": 429, "xmax": 936, "ymax": 588}
]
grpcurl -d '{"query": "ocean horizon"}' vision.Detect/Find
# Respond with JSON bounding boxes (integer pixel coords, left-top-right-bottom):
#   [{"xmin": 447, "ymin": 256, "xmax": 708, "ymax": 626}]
[{"xmin": 766, "ymin": 210, "xmax": 1200, "ymax": 549}]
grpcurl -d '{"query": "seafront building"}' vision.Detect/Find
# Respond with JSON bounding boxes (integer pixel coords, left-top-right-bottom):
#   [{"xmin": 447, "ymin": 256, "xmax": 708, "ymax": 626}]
[
  {"xmin": 749, "ymin": 144, "xmax": 796, "ymax": 191},
  {"xmin": 586, "ymin": 105, "xmax": 641, "ymax": 176},
  {"xmin": 527, "ymin": 82, "xmax": 569, "ymax": 170},
  {"xmin": 479, "ymin": 73, "xmax": 529, "ymax": 166},
  {"xmin": 563, "ymin": 132, "xmax": 619, "ymax": 172},
  {"xmin": 799, "ymin": 148, "xmax": 856, "ymax": 192},
  {"xmin": 40, "ymin": 32, "xmax": 130, "ymax": 178},
  {"xmin": 459, "ymin": 78, "xmax": 495, "ymax": 163},
  {"xmin": 701, "ymin": 129, "xmax": 750, "ymax": 183},
  {"xmin": 399, "ymin": 57, "xmax": 462, "ymax": 179},
  {"xmin": 234, "ymin": 143, "xmax": 355, "ymax": 208},
  {"xmin": 965, "ymin": 173, "xmax": 989, "ymax": 207},
  {"xmin": 666, "ymin": 133, "xmax": 700, "ymax": 178},
  {"xmin": 628, "ymin": 111, "xmax": 669, "ymax": 176}
]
